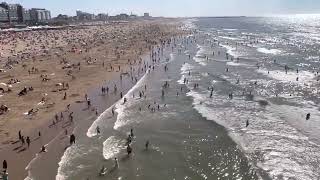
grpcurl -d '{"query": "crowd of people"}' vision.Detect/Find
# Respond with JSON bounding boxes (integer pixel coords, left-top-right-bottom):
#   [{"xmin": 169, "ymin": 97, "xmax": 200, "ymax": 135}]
[{"xmin": 0, "ymin": 19, "xmax": 185, "ymax": 179}]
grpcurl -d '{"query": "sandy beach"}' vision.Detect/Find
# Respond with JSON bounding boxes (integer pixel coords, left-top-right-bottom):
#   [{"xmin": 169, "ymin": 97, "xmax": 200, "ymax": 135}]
[{"xmin": 0, "ymin": 18, "xmax": 185, "ymax": 180}]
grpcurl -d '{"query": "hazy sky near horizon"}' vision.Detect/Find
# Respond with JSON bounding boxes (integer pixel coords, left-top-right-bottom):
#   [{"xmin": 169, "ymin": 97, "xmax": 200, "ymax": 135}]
[{"xmin": 5, "ymin": 0, "xmax": 320, "ymax": 17}]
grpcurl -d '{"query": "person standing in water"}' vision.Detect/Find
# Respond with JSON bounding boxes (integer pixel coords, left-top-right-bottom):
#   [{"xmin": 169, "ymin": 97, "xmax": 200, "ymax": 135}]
[
  {"xmin": 114, "ymin": 158, "xmax": 119, "ymax": 168},
  {"xmin": 112, "ymin": 108, "xmax": 115, "ymax": 116},
  {"xmin": 246, "ymin": 120, "xmax": 249, "ymax": 127},
  {"xmin": 99, "ymin": 165, "xmax": 106, "ymax": 176},
  {"xmin": 306, "ymin": 113, "xmax": 311, "ymax": 120},
  {"xmin": 70, "ymin": 134, "xmax": 76, "ymax": 145},
  {"xmin": 96, "ymin": 126, "xmax": 100, "ymax": 135},
  {"xmin": 145, "ymin": 140, "xmax": 149, "ymax": 150},
  {"xmin": 130, "ymin": 128, "xmax": 134, "ymax": 137},
  {"xmin": 127, "ymin": 144, "xmax": 132, "ymax": 155},
  {"xmin": 26, "ymin": 136, "xmax": 31, "ymax": 148}
]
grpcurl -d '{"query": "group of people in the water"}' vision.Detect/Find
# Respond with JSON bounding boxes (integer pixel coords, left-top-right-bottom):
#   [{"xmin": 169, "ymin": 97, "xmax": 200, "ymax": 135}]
[
  {"xmin": 93, "ymin": 38, "xmax": 180, "ymax": 178},
  {"xmin": 97, "ymin": 127, "xmax": 151, "ymax": 177}
]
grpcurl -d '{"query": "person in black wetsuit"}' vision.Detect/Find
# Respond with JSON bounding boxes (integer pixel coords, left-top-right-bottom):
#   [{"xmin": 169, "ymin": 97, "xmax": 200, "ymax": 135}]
[
  {"xmin": 96, "ymin": 126, "xmax": 100, "ymax": 135},
  {"xmin": 70, "ymin": 134, "xmax": 76, "ymax": 145},
  {"xmin": 306, "ymin": 113, "xmax": 311, "ymax": 120},
  {"xmin": 127, "ymin": 144, "xmax": 132, "ymax": 155}
]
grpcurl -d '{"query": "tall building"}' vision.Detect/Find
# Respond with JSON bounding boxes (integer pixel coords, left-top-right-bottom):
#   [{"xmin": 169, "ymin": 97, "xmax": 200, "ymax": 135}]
[
  {"xmin": 0, "ymin": 2, "xmax": 24, "ymax": 23},
  {"xmin": 76, "ymin": 10, "xmax": 94, "ymax": 21},
  {"xmin": 97, "ymin": 13, "xmax": 108, "ymax": 21},
  {"xmin": 8, "ymin": 4, "xmax": 23, "ymax": 22},
  {"xmin": 144, "ymin": 13, "xmax": 150, "ymax": 18},
  {"xmin": 22, "ymin": 8, "xmax": 31, "ymax": 22},
  {"xmin": 30, "ymin": 8, "xmax": 51, "ymax": 24},
  {"xmin": 0, "ymin": 6, "xmax": 8, "ymax": 22}
]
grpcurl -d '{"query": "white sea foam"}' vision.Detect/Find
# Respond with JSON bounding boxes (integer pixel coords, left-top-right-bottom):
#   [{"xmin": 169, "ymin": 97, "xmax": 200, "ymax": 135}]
[
  {"xmin": 56, "ymin": 144, "xmax": 79, "ymax": 180},
  {"xmin": 193, "ymin": 44, "xmax": 207, "ymax": 66},
  {"xmin": 181, "ymin": 63, "xmax": 194, "ymax": 74},
  {"xmin": 226, "ymin": 61, "xmax": 248, "ymax": 67},
  {"xmin": 24, "ymin": 177, "xmax": 33, "ymax": 180},
  {"xmin": 113, "ymin": 74, "xmax": 149, "ymax": 130},
  {"xmin": 220, "ymin": 44, "xmax": 242, "ymax": 58},
  {"xmin": 257, "ymin": 68, "xmax": 315, "ymax": 84},
  {"xmin": 220, "ymin": 36, "xmax": 241, "ymax": 41},
  {"xmin": 182, "ymin": 18, "xmax": 198, "ymax": 30},
  {"xmin": 86, "ymin": 105, "xmax": 114, "ymax": 137},
  {"xmin": 187, "ymin": 89, "xmax": 320, "ymax": 180},
  {"xmin": 103, "ymin": 136, "xmax": 125, "ymax": 160},
  {"xmin": 86, "ymin": 68, "xmax": 149, "ymax": 136},
  {"xmin": 257, "ymin": 47, "xmax": 282, "ymax": 55},
  {"xmin": 193, "ymin": 57, "xmax": 207, "ymax": 66},
  {"xmin": 223, "ymin": 28, "xmax": 238, "ymax": 31}
]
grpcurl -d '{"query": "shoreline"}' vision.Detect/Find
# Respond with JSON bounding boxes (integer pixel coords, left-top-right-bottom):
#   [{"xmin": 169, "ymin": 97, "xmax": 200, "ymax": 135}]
[
  {"xmin": 27, "ymin": 53, "xmax": 152, "ymax": 180},
  {"xmin": 0, "ymin": 19, "xmax": 186, "ymax": 180}
]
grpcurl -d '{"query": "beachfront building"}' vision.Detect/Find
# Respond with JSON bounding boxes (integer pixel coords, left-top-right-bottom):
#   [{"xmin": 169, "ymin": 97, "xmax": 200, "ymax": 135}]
[
  {"xmin": 76, "ymin": 10, "xmax": 95, "ymax": 21},
  {"xmin": 144, "ymin": 13, "xmax": 150, "ymax": 18},
  {"xmin": 0, "ymin": 6, "xmax": 8, "ymax": 22},
  {"xmin": 22, "ymin": 9, "xmax": 31, "ymax": 23},
  {"xmin": 29, "ymin": 8, "xmax": 51, "ymax": 24},
  {"xmin": 8, "ymin": 4, "xmax": 23, "ymax": 22},
  {"xmin": 97, "ymin": 13, "xmax": 108, "ymax": 21},
  {"xmin": 0, "ymin": 2, "xmax": 24, "ymax": 23},
  {"xmin": 129, "ymin": 13, "xmax": 138, "ymax": 19}
]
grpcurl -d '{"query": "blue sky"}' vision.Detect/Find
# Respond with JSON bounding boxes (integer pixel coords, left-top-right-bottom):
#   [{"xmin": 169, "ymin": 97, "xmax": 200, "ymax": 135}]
[{"xmin": 5, "ymin": 0, "xmax": 320, "ymax": 17}]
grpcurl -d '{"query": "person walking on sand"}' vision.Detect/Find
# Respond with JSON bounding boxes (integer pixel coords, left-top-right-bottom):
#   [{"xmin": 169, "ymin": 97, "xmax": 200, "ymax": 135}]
[
  {"xmin": 40, "ymin": 145, "xmax": 46, "ymax": 152},
  {"xmin": 63, "ymin": 92, "xmax": 67, "ymax": 100},
  {"xmin": 21, "ymin": 136, "xmax": 25, "ymax": 146},
  {"xmin": 26, "ymin": 136, "xmax": 31, "ymax": 148},
  {"xmin": 2, "ymin": 160, "xmax": 7, "ymax": 170},
  {"xmin": 18, "ymin": 130, "xmax": 22, "ymax": 141},
  {"xmin": 87, "ymin": 98, "xmax": 91, "ymax": 107}
]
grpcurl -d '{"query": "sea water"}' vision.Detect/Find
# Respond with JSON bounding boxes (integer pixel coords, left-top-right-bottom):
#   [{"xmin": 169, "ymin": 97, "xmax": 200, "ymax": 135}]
[{"xmin": 55, "ymin": 16, "xmax": 320, "ymax": 180}]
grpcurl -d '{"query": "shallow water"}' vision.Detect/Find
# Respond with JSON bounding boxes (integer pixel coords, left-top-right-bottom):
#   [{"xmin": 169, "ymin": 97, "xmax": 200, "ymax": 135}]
[{"xmin": 53, "ymin": 16, "xmax": 320, "ymax": 180}]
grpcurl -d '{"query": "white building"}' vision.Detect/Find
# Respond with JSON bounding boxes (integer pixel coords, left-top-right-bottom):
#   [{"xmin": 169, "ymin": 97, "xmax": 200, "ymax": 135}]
[{"xmin": 30, "ymin": 8, "xmax": 51, "ymax": 23}]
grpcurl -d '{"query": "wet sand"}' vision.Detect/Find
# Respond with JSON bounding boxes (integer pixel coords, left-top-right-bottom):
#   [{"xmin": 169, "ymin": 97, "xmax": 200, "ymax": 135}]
[{"xmin": 0, "ymin": 19, "xmax": 186, "ymax": 180}]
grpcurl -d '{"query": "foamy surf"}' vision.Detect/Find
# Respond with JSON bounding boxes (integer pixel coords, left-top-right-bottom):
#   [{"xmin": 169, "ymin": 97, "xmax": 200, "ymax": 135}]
[
  {"xmin": 226, "ymin": 61, "xmax": 248, "ymax": 67},
  {"xmin": 56, "ymin": 143, "xmax": 81, "ymax": 180},
  {"xmin": 194, "ymin": 44, "xmax": 208, "ymax": 66},
  {"xmin": 186, "ymin": 88, "xmax": 320, "ymax": 180},
  {"xmin": 257, "ymin": 47, "xmax": 282, "ymax": 55},
  {"xmin": 113, "ymin": 69, "xmax": 149, "ymax": 130},
  {"xmin": 220, "ymin": 44, "xmax": 240, "ymax": 58},
  {"xmin": 257, "ymin": 68, "xmax": 316, "ymax": 84},
  {"xmin": 103, "ymin": 136, "xmax": 125, "ymax": 160}
]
